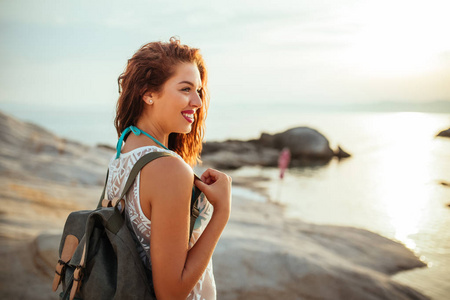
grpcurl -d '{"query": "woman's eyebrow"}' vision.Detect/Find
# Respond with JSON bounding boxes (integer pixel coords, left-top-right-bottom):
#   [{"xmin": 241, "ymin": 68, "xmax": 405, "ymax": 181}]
[
  {"xmin": 178, "ymin": 80, "xmax": 194, "ymax": 86},
  {"xmin": 178, "ymin": 80, "xmax": 201, "ymax": 88}
]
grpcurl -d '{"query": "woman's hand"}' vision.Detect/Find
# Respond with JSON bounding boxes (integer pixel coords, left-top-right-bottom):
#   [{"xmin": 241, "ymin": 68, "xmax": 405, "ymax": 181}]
[{"xmin": 194, "ymin": 168, "xmax": 232, "ymax": 216}]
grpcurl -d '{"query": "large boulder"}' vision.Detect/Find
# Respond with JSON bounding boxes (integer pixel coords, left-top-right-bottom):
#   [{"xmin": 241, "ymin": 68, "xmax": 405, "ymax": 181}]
[
  {"xmin": 202, "ymin": 127, "xmax": 351, "ymax": 169},
  {"xmin": 436, "ymin": 128, "xmax": 450, "ymax": 138},
  {"xmin": 261, "ymin": 127, "xmax": 334, "ymax": 159}
]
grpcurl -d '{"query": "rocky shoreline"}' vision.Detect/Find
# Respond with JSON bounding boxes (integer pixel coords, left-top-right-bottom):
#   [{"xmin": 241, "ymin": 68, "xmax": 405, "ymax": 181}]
[
  {"xmin": 201, "ymin": 127, "xmax": 351, "ymax": 170},
  {"xmin": 0, "ymin": 111, "xmax": 429, "ymax": 299}
]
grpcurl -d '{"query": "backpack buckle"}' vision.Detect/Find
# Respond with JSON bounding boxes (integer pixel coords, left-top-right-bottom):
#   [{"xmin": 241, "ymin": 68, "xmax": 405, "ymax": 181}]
[
  {"xmin": 112, "ymin": 197, "xmax": 125, "ymax": 212},
  {"xmin": 70, "ymin": 265, "xmax": 84, "ymax": 300},
  {"xmin": 102, "ymin": 197, "xmax": 124, "ymax": 212},
  {"xmin": 52, "ymin": 259, "xmax": 67, "ymax": 291},
  {"xmin": 74, "ymin": 265, "xmax": 84, "ymax": 282},
  {"xmin": 52, "ymin": 234, "xmax": 79, "ymax": 292}
]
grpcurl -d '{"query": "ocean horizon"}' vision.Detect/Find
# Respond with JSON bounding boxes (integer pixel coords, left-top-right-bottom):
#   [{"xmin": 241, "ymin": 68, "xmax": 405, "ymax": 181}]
[{"xmin": 1, "ymin": 101, "xmax": 449, "ymax": 146}]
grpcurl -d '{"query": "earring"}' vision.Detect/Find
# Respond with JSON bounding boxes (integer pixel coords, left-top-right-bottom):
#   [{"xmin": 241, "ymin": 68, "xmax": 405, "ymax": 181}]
[{"xmin": 148, "ymin": 99, "xmax": 153, "ymax": 105}]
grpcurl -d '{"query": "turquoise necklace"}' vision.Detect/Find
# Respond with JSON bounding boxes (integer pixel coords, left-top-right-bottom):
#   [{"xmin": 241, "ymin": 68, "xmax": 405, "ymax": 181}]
[{"xmin": 116, "ymin": 125, "xmax": 168, "ymax": 159}]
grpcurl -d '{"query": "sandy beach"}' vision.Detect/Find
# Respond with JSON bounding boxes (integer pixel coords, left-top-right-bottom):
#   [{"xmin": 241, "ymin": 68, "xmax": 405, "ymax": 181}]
[{"xmin": 0, "ymin": 111, "xmax": 430, "ymax": 299}]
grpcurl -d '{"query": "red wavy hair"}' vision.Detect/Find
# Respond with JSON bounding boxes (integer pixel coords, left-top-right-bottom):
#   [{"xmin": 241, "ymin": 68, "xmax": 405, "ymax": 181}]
[{"xmin": 115, "ymin": 37, "xmax": 209, "ymax": 166}]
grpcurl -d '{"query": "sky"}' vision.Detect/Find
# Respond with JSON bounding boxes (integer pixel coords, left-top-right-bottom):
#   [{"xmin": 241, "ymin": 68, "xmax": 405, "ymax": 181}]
[{"xmin": 1, "ymin": 0, "xmax": 450, "ymax": 112}]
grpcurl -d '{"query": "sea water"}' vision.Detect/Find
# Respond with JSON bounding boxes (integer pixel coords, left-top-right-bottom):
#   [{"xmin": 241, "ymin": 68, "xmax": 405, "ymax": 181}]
[
  {"xmin": 227, "ymin": 110, "xmax": 450, "ymax": 300},
  {"xmin": 2, "ymin": 103, "xmax": 450, "ymax": 299}
]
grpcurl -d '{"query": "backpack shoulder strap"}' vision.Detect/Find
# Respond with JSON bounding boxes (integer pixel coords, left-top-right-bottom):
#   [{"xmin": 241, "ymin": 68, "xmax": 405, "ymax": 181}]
[
  {"xmin": 97, "ymin": 152, "xmax": 173, "ymax": 208},
  {"xmin": 97, "ymin": 170, "xmax": 110, "ymax": 208},
  {"xmin": 120, "ymin": 151, "xmax": 175, "ymax": 201}
]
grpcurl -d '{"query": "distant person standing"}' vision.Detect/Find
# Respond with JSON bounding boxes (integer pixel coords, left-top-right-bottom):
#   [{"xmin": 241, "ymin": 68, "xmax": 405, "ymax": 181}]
[{"xmin": 107, "ymin": 37, "xmax": 231, "ymax": 299}]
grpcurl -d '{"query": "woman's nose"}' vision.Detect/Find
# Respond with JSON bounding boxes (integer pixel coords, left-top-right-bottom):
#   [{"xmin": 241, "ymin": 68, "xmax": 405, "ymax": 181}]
[{"xmin": 190, "ymin": 93, "xmax": 202, "ymax": 108}]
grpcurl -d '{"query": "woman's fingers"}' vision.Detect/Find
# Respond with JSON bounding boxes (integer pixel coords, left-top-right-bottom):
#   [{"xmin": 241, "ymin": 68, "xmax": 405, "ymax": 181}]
[
  {"xmin": 200, "ymin": 170, "xmax": 210, "ymax": 183},
  {"xmin": 194, "ymin": 168, "xmax": 232, "ymax": 213},
  {"xmin": 200, "ymin": 168, "xmax": 221, "ymax": 184},
  {"xmin": 194, "ymin": 177, "xmax": 207, "ymax": 190}
]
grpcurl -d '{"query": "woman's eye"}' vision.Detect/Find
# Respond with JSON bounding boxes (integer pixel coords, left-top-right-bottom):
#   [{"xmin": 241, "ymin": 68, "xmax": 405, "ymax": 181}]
[{"xmin": 181, "ymin": 87, "xmax": 202, "ymax": 94}]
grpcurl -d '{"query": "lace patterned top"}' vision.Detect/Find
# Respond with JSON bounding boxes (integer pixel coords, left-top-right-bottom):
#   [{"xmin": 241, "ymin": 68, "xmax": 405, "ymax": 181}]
[{"xmin": 105, "ymin": 146, "xmax": 216, "ymax": 300}]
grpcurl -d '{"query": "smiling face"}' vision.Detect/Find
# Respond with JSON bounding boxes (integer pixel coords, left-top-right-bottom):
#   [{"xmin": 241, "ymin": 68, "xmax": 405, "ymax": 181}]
[{"xmin": 145, "ymin": 62, "xmax": 203, "ymax": 135}]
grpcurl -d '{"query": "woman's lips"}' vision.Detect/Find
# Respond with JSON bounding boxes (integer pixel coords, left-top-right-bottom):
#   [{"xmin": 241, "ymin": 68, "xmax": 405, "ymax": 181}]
[{"xmin": 182, "ymin": 110, "xmax": 194, "ymax": 123}]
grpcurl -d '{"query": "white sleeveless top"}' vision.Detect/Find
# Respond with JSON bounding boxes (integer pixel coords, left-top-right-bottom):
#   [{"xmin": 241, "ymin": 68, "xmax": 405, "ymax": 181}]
[{"xmin": 105, "ymin": 146, "xmax": 216, "ymax": 300}]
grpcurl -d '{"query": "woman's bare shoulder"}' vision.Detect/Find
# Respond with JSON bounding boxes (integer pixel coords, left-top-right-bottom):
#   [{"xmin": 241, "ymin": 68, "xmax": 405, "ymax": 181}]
[{"xmin": 140, "ymin": 154, "xmax": 194, "ymax": 198}]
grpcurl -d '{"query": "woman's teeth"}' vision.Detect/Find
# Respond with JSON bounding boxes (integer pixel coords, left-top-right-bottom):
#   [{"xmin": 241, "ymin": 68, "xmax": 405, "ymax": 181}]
[{"xmin": 182, "ymin": 113, "xmax": 194, "ymax": 119}]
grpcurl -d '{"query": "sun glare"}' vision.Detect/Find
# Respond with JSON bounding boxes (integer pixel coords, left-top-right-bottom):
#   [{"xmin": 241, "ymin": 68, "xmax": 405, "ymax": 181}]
[
  {"xmin": 370, "ymin": 112, "xmax": 437, "ymax": 250},
  {"xmin": 344, "ymin": 0, "xmax": 450, "ymax": 77}
]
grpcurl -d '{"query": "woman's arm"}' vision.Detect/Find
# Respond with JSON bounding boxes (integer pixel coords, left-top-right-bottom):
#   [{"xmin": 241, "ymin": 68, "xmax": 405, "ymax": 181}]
[{"xmin": 140, "ymin": 156, "xmax": 231, "ymax": 299}]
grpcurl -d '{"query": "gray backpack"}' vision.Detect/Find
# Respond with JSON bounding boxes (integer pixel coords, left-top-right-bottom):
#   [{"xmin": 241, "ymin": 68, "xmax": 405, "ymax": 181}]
[{"xmin": 52, "ymin": 152, "xmax": 200, "ymax": 300}]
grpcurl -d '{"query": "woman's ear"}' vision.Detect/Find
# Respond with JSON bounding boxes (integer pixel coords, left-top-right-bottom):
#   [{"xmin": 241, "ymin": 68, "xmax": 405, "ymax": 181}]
[{"xmin": 143, "ymin": 92, "xmax": 154, "ymax": 105}]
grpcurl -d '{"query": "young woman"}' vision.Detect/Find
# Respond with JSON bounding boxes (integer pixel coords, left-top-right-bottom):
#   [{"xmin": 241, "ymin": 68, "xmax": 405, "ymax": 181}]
[{"xmin": 106, "ymin": 38, "xmax": 231, "ymax": 299}]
